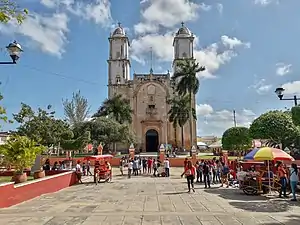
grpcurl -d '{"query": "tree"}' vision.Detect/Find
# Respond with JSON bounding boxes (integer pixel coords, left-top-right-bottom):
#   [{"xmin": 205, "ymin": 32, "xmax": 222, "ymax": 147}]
[
  {"xmin": 63, "ymin": 91, "xmax": 91, "ymax": 126},
  {"xmin": 249, "ymin": 110, "xmax": 300, "ymax": 149},
  {"xmin": 0, "ymin": 93, "xmax": 13, "ymax": 128},
  {"xmin": 0, "ymin": 134, "xmax": 45, "ymax": 173},
  {"xmin": 13, "ymin": 103, "xmax": 73, "ymax": 148},
  {"xmin": 0, "ymin": 0, "xmax": 28, "ymax": 24},
  {"xmin": 291, "ymin": 106, "xmax": 300, "ymax": 126},
  {"xmin": 93, "ymin": 94, "xmax": 132, "ymax": 124},
  {"xmin": 173, "ymin": 59, "xmax": 205, "ymax": 147},
  {"xmin": 60, "ymin": 130, "xmax": 90, "ymax": 152},
  {"xmin": 222, "ymin": 127, "xmax": 252, "ymax": 151},
  {"xmin": 76, "ymin": 117, "xmax": 135, "ymax": 152},
  {"xmin": 168, "ymin": 95, "xmax": 195, "ymax": 147}
]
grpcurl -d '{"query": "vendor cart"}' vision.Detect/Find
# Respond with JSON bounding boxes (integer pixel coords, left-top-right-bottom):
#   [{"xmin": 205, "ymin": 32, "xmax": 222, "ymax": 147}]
[{"xmin": 83, "ymin": 155, "xmax": 113, "ymax": 184}]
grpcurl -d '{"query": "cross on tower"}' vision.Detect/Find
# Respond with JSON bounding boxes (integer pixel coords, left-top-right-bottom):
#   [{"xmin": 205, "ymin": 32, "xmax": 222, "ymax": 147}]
[
  {"xmin": 181, "ymin": 22, "xmax": 184, "ymax": 27},
  {"xmin": 118, "ymin": 22, "xmax": 121, "ymax": 27}
]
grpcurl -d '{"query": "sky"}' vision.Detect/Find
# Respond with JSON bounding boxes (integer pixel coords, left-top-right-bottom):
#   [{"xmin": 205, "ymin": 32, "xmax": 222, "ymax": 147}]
[{"xmin": 0, "ymin": 0, "xmax": 300, "ymax": 137}]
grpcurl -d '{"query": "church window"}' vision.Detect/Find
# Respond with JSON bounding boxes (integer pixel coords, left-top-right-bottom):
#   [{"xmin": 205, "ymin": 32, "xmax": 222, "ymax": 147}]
[
  {"xmin": 116, "ymin": 51, "xmax": 121, "ymax": 58},
  {"xmin": 148, "ymin": 105, "xmax": 155, "ymax": 109},
  {"xmin": 182, "ymin": 52, "xmax": 187, "ymax": 58},
  {"xmin": 116, "ymin": 75, "xmax": 121, "ymax": 84}
]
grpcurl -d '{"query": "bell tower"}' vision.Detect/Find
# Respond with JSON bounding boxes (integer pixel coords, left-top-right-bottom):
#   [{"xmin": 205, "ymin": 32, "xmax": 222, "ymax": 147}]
[
  {"xmin": 172, "ymin": 22, "xmax": 195, "ymax": 73},
  {"xmin": 107, "ymin": 23, "xmax": 131, "ymax": 98},
  {"xmin": 172, "ymin": 22, "xmax": 197, "ymax": 149}
]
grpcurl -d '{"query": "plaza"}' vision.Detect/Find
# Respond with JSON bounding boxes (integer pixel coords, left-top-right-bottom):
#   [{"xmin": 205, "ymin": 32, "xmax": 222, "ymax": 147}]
[{"xmin": 0, "ymin": 168, "xmax": 299, "ymax": 225}]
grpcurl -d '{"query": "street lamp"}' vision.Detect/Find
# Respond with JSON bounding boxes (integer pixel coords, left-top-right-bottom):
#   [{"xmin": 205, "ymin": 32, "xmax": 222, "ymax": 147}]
[
  {"xmin": 275, "ymin": 87, "xmax": 300, "ymax": 106},
  {"xmin": 0, "ymin": 41, "xmax": 23, "ymax": 65}
]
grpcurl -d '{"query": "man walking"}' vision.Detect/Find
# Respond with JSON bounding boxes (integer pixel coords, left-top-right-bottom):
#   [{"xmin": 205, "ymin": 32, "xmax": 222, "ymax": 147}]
[{"xmin": 203, "ymin": 161, "xmax": 211, "ymax": 188}]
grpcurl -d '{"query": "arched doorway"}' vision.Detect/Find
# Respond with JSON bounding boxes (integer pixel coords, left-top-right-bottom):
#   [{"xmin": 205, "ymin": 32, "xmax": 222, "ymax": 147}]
[{"xmin": 145, "ymin": 129, "xmax": 159, "ymax": 152}]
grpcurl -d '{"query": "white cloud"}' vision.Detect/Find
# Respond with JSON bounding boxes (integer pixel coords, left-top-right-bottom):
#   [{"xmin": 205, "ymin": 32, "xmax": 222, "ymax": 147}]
[
  {"xmin": 221, "ymin": 35, "xmax": 251, "ymax": 49},
  {"xmin": 216, "ymin": 3, "xmax": 223, "ymax": 14},
  {"xmin": 276, "ymin": 63, "xmax": 292, "ymax": 76},
  {"xmin": 41, "ymin": 0, "xmax": 112, "ymax": 27},
  {"xmin": 282, "ymin": 81, "xmax": 300, "ymax": 95},
  {"xmin": 40, "ymin": 0, "xmax": 56, "ymax": 8},
  {"xmin": 0, "ymin": 13, "xmax": 69, "ymax": 57},
  {"xmin": 196, "ymin": 104, "xmax": 256, "ymax": 136},
  {"xmin": 130, "ymin": 32, "xmax": 174, "ymax": 64},
  {"xmin": 134, "ymin": 0, "xmax": 201, "ymax": 34},
  {"xmin": 131, "ymin": 0, "xmax": 249, "ymax": 79},
  {"xmin": 249, "ymin": 78, "xmax": 272, "ymax": 94},
  {"xmin": 254, "ymin": 0, "xmax": 274, "ymax": 6},
  {"xmin": 0, "ymin": 0, "xmax": 112, "ymax": 57},
  {"xmin": 131, "ymin": 33, "xmax": 250, "ymax": 79},
  {"xmin": 199, "ymin": 3, "xmax": 212, "ymax": 12},
  {"xmin": 196, "ymin": 104, "xmax": 213, "ymax": 116}
]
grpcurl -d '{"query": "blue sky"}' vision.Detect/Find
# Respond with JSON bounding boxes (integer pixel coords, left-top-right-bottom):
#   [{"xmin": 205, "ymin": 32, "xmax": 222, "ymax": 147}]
[{"xmin": 0, "ymin": 0, "xmax": 299, "ymax": 136}]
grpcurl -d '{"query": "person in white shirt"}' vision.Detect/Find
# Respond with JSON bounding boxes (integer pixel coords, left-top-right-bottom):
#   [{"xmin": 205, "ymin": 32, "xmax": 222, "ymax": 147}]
[
  {"xmin": 75, "ymin": 161, "xmax": 83, "ymax": 184},
  {"xmin": 290, "ymin": 163, "xmax": 299, "ymax": 201},
  {"xmin": 164, "ymin": 158, "xmax": 170, "ymax": 177},
  {"xmin": 127, "ymin": 160, "xmax": 133, "ymax": 178}
]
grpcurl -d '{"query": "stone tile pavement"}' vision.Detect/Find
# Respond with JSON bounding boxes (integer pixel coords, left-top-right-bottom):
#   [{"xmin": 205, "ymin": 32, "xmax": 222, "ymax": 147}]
[{"xmin": 0, "ymin": 168, "xmax": 300, "ymax": 224}]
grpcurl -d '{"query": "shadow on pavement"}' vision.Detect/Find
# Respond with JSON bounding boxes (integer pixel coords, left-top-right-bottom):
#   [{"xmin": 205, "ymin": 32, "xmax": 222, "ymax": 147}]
[
  {"xmin": 204, "ymin": 188, "xmax": 296, "ymax": 213},
  {"xmin": 264, "ymin": 214, "xmax": 300, "ymax": 225},
  {"xmin": 204, "ymin": 188, "xmax": 267, "ymax": 201}
]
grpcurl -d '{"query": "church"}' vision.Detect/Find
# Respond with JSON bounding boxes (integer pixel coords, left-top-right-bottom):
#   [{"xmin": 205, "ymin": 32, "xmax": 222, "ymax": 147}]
[{"xmin": 107, "ymin": 23, "xmax": 197, "ymax": 152}]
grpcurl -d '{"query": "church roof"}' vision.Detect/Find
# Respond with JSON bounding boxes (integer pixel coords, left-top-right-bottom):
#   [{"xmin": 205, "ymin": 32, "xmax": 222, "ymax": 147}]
[
  {"xmin": 176, "ymin": 22, "xmax": 192, "ymax": 37},
  {"xmin": 112, "ymin": 23, "xmax": 125, "ymax": 37}
]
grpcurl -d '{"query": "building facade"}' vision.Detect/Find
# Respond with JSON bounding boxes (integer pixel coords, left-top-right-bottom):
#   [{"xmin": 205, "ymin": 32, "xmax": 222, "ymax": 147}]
[{"xmin": 107, "ymin": 23, "xmax": 197, "ymax": 152}]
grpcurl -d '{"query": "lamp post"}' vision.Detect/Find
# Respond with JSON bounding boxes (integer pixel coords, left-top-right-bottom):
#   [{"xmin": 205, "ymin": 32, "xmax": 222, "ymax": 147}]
[
  {"xmin": 0, "ymin": 41, "xmax": 23, "ymax": 65},
  {"xmin": 275, "ymin": 87, "xmax": 300, "ymax": 106}
]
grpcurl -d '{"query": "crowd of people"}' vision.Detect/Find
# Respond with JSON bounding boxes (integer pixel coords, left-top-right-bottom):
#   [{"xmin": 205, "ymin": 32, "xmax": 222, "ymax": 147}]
[
  {"xmin": 182, "ymin": 157, "xmax": 231, "ymax": 192},
  {"xmin": 43, "ymin": 154, "xmax": 299, "ymax": 201},
  {"xmin": 119, "ymin": 156, "xmax": 170, "ymax": 178}
]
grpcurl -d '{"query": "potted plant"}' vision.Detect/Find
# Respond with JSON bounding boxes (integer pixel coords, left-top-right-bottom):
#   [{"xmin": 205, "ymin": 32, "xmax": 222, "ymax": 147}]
[
  {"xmin": 0, "ymin": 135, "xmax": 45, "ymax": 184},
  {"xmin": 32, "ymin": 155, "xmax": 46, "ymax": 179}
]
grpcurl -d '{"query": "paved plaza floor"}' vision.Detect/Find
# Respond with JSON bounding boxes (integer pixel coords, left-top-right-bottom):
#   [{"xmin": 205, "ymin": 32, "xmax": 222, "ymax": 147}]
[{"xmin": 0, "ymin": 168, "xmax": 300, "ymax": 225}]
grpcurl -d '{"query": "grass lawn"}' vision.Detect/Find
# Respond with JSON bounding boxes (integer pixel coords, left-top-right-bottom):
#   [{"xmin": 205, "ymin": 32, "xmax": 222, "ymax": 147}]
[{"xmin": 0, "ymin": 176, "xmax": 34, "ymax": 183}]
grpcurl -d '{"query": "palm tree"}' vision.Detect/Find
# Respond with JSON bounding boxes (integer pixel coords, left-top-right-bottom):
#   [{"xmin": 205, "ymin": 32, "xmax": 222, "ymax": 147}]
[
  {"xmin": 168, "ymin": 95, "xmax": 196, "ymax": 148},
  {"xmin": 173, "ymin": 59, "xmax": 205, "ymax": 148},
  {"xmin": 93, "ymin": 94, "xmax": 132, "ymax": 124}
]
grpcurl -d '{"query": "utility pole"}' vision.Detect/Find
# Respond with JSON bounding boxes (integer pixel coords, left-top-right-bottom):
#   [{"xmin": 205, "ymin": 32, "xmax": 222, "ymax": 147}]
[{"xmin": 233, "ymin": 110, "xmax": 237, "ymax": 127}]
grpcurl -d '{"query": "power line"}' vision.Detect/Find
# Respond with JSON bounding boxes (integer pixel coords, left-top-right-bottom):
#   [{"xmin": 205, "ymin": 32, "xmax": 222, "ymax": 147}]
[{"xmin": 20, "ymin": 64, "xmax": 104, "ymax": 86}]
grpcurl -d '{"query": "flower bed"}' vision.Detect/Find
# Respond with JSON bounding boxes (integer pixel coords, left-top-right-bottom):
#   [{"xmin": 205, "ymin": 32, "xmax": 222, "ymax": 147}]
[{"xmin": 0, "ymin": 171, "xmax": 77, "ymax": 208}]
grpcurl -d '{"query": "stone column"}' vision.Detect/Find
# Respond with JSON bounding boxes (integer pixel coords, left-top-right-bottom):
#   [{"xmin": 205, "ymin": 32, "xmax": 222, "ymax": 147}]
[
  {"xmin": 129, "ymin": 143, "xmax": 135, "ymax": 159},
  {"xmin": 159, "ymin": 144, "xmax": 165, "ymax": 162}
]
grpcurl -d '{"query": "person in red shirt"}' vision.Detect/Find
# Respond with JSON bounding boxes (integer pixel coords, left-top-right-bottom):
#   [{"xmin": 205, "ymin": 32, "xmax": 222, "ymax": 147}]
[
  {"xmin": 181, "ymin": 160, "xmax": 196, "ymax": 192},
  {"xmin": 147, "ymin": 157, "xmax": 153, "ymax": 174},
  {"xmin": 277, "ymin": 161, "xmax": 287, "ymax": 197}
]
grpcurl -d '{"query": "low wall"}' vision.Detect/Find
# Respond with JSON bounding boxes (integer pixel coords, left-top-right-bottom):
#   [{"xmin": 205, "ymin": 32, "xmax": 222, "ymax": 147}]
[{"xmin": 0, "ymin": 171, "xmax": 77, "ymax": 208}]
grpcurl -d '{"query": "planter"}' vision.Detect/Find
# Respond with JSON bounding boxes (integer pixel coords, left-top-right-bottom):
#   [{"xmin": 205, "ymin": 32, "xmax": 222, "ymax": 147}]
[
  {"xmin": 13, "ymin": 172, "xmax": 28, "ymax": 184},
  {"xmin": 33, "ymin": 170, "xmax": 45, "ymax": 179}
]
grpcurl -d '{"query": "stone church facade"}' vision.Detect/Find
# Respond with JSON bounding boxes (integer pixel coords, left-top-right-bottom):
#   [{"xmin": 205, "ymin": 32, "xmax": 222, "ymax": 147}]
[{"xmin": 107, "ymin": 23, "xmax": 197, "ymax": 152}]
